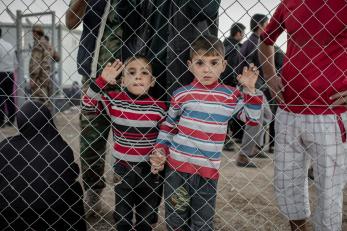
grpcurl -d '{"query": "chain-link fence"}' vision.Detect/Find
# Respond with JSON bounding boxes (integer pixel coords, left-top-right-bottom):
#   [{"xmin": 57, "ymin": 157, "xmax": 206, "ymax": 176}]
[{"xmin": 1, "ymin": 0, "xmax": 347, "ymax": 230}]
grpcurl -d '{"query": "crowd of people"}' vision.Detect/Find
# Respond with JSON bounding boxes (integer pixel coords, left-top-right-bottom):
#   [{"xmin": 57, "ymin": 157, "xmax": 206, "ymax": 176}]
[{"xmin": 0, "ymin": 0, "xmax": 346, "ymax": 230}]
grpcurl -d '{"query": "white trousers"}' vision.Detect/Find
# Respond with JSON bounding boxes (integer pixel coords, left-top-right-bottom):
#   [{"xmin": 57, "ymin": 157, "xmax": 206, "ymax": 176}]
[{"xmin": 274, "ymin": 108, "xmax": 347, "ymax": 231}]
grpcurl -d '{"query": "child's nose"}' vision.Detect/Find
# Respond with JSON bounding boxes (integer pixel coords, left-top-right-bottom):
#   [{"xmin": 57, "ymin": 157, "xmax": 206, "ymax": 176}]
[{"xmin": 204, "ymin": 65, "xmax": 211, "ymax": 72}]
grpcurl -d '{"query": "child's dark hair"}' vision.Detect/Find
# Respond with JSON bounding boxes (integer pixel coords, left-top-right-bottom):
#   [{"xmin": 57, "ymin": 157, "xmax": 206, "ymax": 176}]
[
  {"xmin": 123, "ymin": 54, "xmax": 152, "ymax": 72},
  {"xmin": 189, "ymin": 35, "xmax": 225, "ymax": 59}
]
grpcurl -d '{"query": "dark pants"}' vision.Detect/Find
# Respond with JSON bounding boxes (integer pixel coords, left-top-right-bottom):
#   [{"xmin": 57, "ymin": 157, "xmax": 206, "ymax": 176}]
[
  {"xmin": 114, "ymin": 161, "xmax": 162, "ymax": 231},
  {"xmin": 164, "ymin": 167, "xmax": 217, "ymax": 231},
  {"xmin": 0, "ymin": 72, "xmax": 16, "ymax": 125}
]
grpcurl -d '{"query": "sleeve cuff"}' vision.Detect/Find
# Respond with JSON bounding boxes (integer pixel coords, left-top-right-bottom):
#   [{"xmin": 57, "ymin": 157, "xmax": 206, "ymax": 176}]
[
  {"xmin": 154, "ymin": 143, "xmax": 169, "ymax": 156},
  {"xmin": 95, "ymin": 76, "xmax": 108, "ymax": 89},
  {"xmin": 243, "ymin": 90, "xmax": 263, "ymax": 104}
]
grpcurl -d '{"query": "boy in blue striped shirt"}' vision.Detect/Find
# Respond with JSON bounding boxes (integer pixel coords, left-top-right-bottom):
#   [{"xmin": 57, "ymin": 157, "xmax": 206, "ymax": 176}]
[{"xmin": 151, "ymin": 35, "xmax": 263, "ymax": 230}]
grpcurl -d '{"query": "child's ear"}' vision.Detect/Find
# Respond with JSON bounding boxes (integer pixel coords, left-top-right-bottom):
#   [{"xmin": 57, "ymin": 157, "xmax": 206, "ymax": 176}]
[
  {"xmin": 121, "ymin": 76, "xmax": 126, "ymax": 87},
  {"xmin": 187, "ymin": 60, "xmax": 192, "ymax": 72},
  {"xmin": 150, "ymin": 76, "xmax": 155, "ymax": 87},
  {"xmin": 221, "ymin": 59, "xmax": 227, "ymax": 72}
]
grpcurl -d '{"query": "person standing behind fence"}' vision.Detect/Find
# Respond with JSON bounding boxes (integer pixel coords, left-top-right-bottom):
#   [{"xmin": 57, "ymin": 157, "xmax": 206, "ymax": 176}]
[
  {"xmin": 221, "ymin": 22, "xmax": 246, "ymax": 151},
  {"xmin": 236, "ymin": 14, "xmax": 273, "ymax": 168},
  {"xmin": 221, "ymin": 22, "xmax": 245, "ymax": 86},
  {"xmin": 29, "ymin": 24, "xmax": 54, "ymax": 111},
  {"xmin": 0, "ymin": 28, "xmax": 17, "ymax": 127},
  {"xmin": 65, "ymin": 0, "xmax": 123, "ymax": 217},
  {"xmin": 150, "ymin": 35, "xmax": 263, "ymax": 231},
  {"xmin": 259, "ymin": 0, "xmax": 347, "ymax": 230},
  {"xmin": 0, "ymin": 101, "xmax": 86, "ymax": 231},
  {"xmin": 116, "ymin": 0, "xmax": 170, "ymax": 100},
  {"xmin": 82, "ymin": 56, "xmax": 167, "ymax": 231},
  {"xmin": 166, "ymin": 0, "xmax": 221, "ymax": 98}
]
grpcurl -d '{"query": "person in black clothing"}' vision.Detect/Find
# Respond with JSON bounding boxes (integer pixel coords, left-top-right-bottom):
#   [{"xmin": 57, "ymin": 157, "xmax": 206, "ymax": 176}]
[
  {"xmin": 222, "ymin": 22, "xmax": 246, "ymax": 151},
  {"xmin": 0, "ymin": 101, "xmax": 86, "ymax": 231},
  {"xmin": 0, "ymin": 28, "xmax": 17, "ymax": 127},
  {"xmin": 222, "ymin": 22, "xmax": 246, "ymax": 86}
]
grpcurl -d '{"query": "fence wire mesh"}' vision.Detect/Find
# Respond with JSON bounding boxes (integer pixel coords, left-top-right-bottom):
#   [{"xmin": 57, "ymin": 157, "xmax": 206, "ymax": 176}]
[{"xmin": 0, "ymin": 0, "xmax": 347, "ymax": 230}]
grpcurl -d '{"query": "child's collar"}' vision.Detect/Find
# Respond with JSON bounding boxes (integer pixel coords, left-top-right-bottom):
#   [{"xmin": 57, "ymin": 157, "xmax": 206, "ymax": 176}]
[
  {"xmin": 124, "ymin": 89, "xmax": 150, "ymax": 100},
  {"xmin": 191, "ymin": 79, "xmax": 220, "ymax": 89}
]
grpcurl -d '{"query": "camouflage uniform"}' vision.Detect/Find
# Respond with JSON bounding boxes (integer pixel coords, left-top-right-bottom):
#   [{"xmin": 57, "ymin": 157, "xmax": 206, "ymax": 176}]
[
  {"xmin": 80, "ymin": 0, "xmax": 122, "ymax": 190},
  {"xmin": 29, "ymin": 38, "xmax": 53, "ymax": 110}
]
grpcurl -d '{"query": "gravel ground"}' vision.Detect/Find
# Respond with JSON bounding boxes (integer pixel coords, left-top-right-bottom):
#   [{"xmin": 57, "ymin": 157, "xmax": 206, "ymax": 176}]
[{"xmin": 1, "ymin": 108, "xmax": 347, "ymax": 231}]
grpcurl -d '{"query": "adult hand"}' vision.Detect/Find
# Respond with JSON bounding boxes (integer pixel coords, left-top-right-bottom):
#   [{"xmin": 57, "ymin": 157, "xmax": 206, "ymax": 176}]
[
  {"xmin": 330, "ymin": 90, "xmax": 347, "ymax": 108},
  {"xmin": 267, "ymin": 76, "xmax": 284, "ymax": 104}
]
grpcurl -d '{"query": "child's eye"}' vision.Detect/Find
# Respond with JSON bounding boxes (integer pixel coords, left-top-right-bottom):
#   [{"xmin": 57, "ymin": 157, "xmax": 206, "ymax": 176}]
[
  {"xmin": 211, "ymin": 61, "xmax": 219, "ymax": 66},
  {"xmin": 196, "ymin": 61, "xmax": 204, "ymax": 66},
  {"xmin": 142, "ymin": 71, "xmax": 150, "ymax": 75},
  {"xmin": 128, "ymin": 71, "xmax": 136, "ymax": 75}
]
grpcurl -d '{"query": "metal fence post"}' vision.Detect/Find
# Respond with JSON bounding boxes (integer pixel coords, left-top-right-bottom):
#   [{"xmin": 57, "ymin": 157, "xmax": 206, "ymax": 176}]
[{"xmin": 15, "ymin": 10, "xmax": 26, "ymax": 109}]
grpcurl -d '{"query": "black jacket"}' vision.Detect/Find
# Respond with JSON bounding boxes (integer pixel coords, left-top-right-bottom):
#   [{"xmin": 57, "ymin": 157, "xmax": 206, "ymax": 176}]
[
  {"xmin": 221, "ymin": 37, "xmax": 242, "ymax": 86},
  {"xmin": 166, "ymin": 0, "xmax": 220, "ymax": 97},
  {"xmin": 117, "ymin": 0, "xmax": 220, "ymax": 100},
  {"xmin": 239, "ymin": 33, "xmax": 266, "ymax": 90},
  {"xmin": 116, "ymin": 0, "xmax": 171, "ymax": 99},
  {"xmin": 0, "ymin": 101, "xmax": 86, "ymax": 231}
]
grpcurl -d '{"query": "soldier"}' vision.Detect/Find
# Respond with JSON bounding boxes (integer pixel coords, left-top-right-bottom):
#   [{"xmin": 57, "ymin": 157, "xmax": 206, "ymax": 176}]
[
  {"xmin": 65, "ymin": 0, "xmax": 123, "ymax": 217},
  {"xmin": 29, "ymin": 24, "xmax": 53, "ymax": 111}
]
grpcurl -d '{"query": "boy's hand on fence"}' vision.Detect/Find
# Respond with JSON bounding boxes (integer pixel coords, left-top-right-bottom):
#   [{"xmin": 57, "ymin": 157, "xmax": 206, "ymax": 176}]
[
  {"xmin": 150, "ymin": 148, "xmax": 166, "ymax": 174},
  {"xmin": 237, "ymin": 63, "xmax": 259, "ymax": 94},
  {"xmin": 101, "ymin": 59, "xmax": 125, "ymax": 85}
]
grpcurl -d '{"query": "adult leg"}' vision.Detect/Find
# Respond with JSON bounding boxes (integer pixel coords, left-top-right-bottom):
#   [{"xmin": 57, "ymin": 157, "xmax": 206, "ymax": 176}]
[
  {"xmin": 189, "ymin": 175, "xmax": 217, "ymax": 231},
  {"xmin": 80, "ymin": 76, "xmax": 110, "ymax": 215},
  {"xmin": 236, "ymin": 106, "xmax": 265, "ymax": 167},
  {"xmin": 274, "ymin": 109, "xmax": 310, "ymax": 230},
  {"xmin": 306, "ymin": 113, "xmax": 347, "ymax": 231},
  {"xmin": 164, "ymin": 167, "xmax": 191, "ymax": 231}
]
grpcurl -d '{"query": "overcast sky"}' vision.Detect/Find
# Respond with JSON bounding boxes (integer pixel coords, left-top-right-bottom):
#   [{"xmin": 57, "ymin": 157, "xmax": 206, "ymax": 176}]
[{"xmin": 0, "ymin": 0, "xmax": 286, "ymax": 48}]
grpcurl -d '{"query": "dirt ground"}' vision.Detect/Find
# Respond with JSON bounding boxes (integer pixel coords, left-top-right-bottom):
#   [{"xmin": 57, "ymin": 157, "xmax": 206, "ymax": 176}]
[{"xmin": 1, "ymin": 108, "xmax": 347, "ymax": 231}]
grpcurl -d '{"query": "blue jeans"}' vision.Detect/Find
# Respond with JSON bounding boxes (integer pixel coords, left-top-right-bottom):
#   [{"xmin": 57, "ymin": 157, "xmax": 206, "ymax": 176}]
[{"xmin": 164, "ymin": 167, "xmax": 218, "ymax": 231}]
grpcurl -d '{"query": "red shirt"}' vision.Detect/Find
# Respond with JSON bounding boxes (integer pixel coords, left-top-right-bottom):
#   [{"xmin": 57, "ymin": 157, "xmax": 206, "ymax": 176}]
[{"xmin": 261, "ymin": 0, "xmax": 347, "ymax": 114}]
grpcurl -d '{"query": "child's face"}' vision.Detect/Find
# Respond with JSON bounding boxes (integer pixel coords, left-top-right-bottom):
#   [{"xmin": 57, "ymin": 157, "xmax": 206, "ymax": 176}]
[
  {"xmin": 122, "ymin": 59, "xmax": 154, "ymax": 96},
  {"xmin": 187, "ymin": 51, "xmax": 226, "ymax": 86}
]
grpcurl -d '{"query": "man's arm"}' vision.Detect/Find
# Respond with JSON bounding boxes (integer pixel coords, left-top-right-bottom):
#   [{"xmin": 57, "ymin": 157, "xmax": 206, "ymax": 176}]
[
  {"xmin": 258, "ymin": 41, "xmax": 284, "ymax": 103},
  {"xmin": 65, "ymin": 0, "xmax": 89, "ymax": 30}
]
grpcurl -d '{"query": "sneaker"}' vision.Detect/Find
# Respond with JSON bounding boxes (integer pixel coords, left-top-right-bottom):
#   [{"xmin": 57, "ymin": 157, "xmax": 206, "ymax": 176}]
[
  {"xmin": 249, "ymin": 147, "xmax": 268, "ymax": 159},
  {"xmin": 85, "ymin": 189, "xmax": 103, "ymax": 218},
  {"xmin": 235, "ymin": 154, "xmax": 257, "ymax": 168},
  {"xmin": 223, "ymin": 142, "xmax": 234, "ymax": 151}
]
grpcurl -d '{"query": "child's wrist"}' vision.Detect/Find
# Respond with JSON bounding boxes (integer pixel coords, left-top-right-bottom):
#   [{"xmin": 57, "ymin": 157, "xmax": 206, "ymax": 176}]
[{"xmin": 243, "ymin": 86, "xmax": 256, "ymax": 94}]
